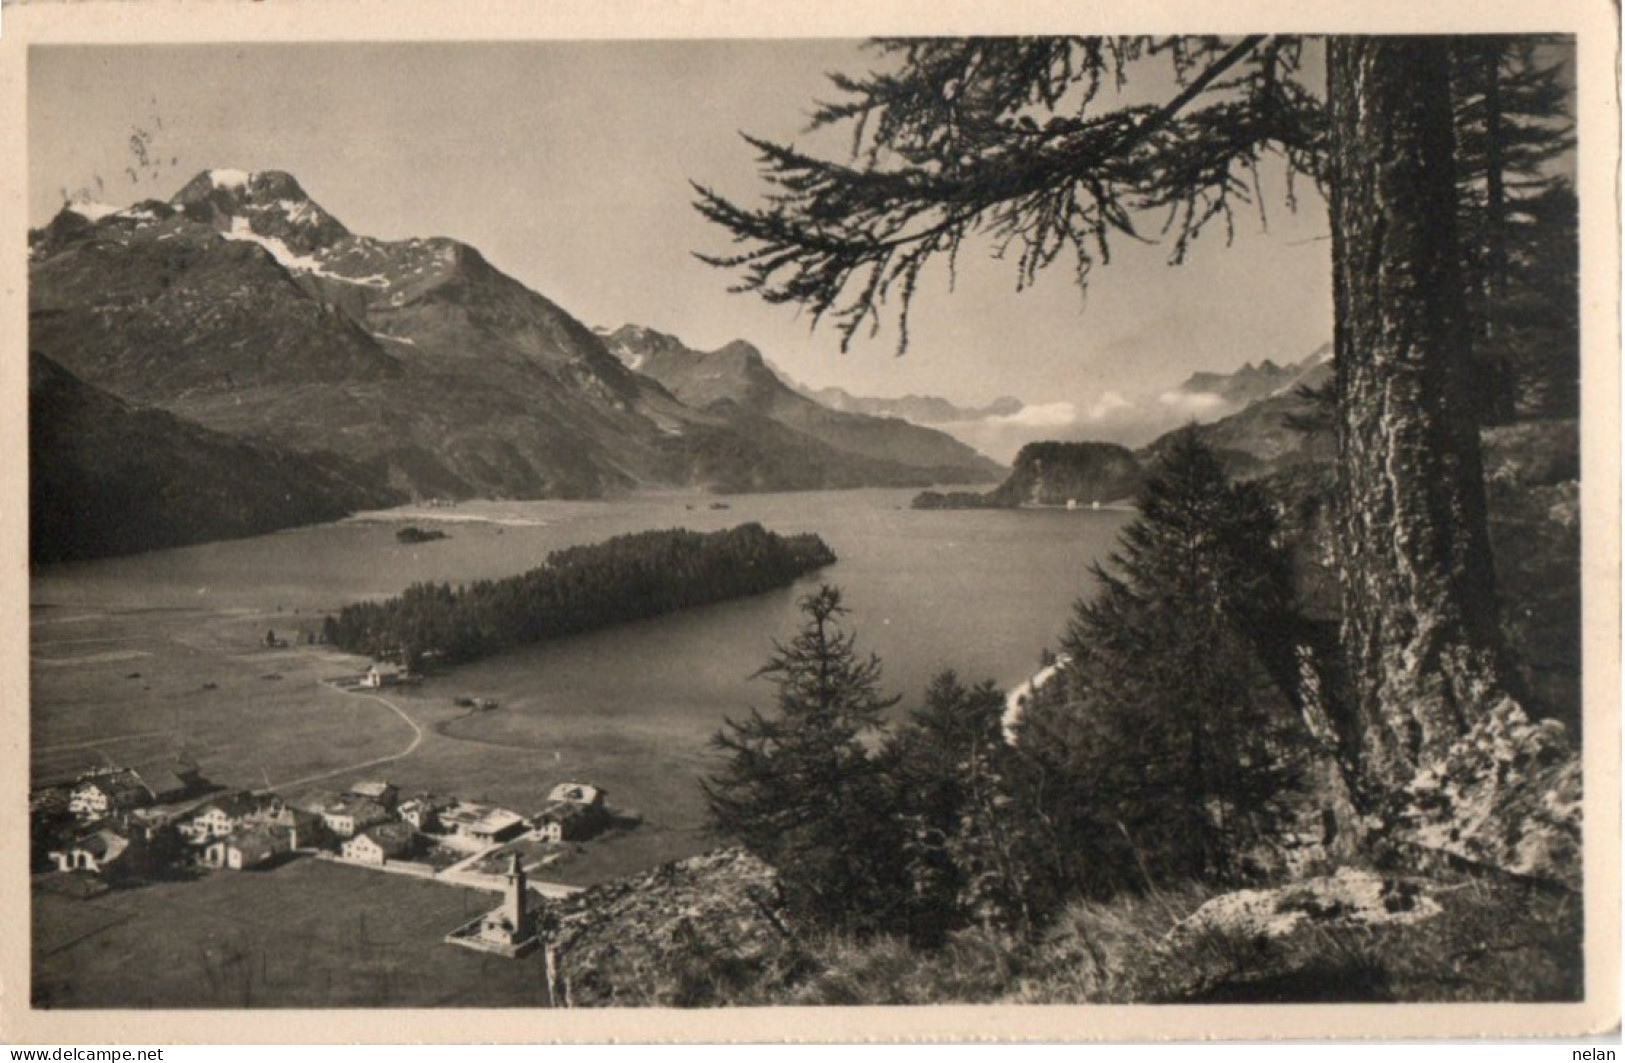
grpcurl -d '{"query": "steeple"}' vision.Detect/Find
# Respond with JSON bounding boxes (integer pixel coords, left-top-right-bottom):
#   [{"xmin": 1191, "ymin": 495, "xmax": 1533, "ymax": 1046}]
[{"xmin": 504, "ymin": 851, "xmax": 527, "ymax": 930}]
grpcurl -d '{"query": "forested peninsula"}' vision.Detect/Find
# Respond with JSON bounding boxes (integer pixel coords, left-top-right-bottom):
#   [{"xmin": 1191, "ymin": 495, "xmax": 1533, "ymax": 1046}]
[{"xmin": 326, "ymin": 523, "xmax": 835, "ymax": 667}]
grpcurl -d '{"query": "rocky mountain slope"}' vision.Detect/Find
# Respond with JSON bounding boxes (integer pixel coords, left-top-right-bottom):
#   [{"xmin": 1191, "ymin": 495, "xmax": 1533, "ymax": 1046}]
[
  {"xmin": 600, "ymin": 325, "xmax": 1005, "ymax": 484},
  {"xmin": 30, "ymin": 170, "xmax": 1003, "ymax": 530},
  {"xmin": 1131, "ymin": 345, "xmax": 1336, "ymax": 478},
  {"xmin": 914, "ymin": 440, "xmax": 1145, "ymax": 510},
  {"xmin": 30, "ymin": 352, "xmax": 396, "ymax": 563},
  {"xmin": 1167, "ymin": 343, "xmax": 1332, "ymax": 410}
]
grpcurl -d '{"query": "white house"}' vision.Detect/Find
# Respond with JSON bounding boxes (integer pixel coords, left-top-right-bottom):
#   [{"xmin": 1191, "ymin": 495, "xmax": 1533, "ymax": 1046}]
[
  {"xmin": 547, "ymin": 782, "xmax": 605, "ymax": 808},
  {"xmin": 50, "ymin": 826, "xmax": 140, "ymax": 876},
  {"xmin": 68, "ymin": 769, "xmax": 153, "ymax": 822},
  {"xmin": 439, "ymin": 802, "xmax": 527, "ymax": 845},
  {"xmin": 341, "ymin": 821, "xmax": 416, "ymax": 865},
  {"xmin": 180, "ymin": 792, "xmax": 264, "ymax": 842},
  {"xmin": 316, "ymin": 799, "xmax": 393, "ymax": 838},
  {"xmin": 398, "ymin": 795, "xmax": 449, "ymax": 831}
]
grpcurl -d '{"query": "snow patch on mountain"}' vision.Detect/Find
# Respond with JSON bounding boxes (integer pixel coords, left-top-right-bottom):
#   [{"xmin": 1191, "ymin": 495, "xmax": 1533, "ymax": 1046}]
[
  {"xmin": 208, "ymin": 168, "xmax": 252, "ymax": 190},
  {"xmin": 66, "ymin": 199, "xmax": 121, "ymax": 222},
  {"xmin": 220, "ymin": 217, "xmax": 389, "ymax": 287},
  {"xmin": 222, "ymin": 216, "xmax": 323, "ymax": 272}
]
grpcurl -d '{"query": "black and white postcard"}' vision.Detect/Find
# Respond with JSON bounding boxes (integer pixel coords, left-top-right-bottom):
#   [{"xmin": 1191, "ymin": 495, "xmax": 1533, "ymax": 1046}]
[{"xmin": 3, "ymin": 0, "xmax": 1618, "ymax": 1044}]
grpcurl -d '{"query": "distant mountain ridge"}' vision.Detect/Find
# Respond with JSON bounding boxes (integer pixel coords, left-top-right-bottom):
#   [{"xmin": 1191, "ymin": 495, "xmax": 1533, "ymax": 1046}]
[
  {"xmin": 1166, "ymin": 343, "xmax": 1333, "ymax": 409},
  {"xmin": 792, "ymin": 383, "xmax": 1025, "ymax": 425},
  {"xmin": 599, "ymin": 325, "xmax": 1005, "ymax": 484},
  {"xmin": 30, "ymin": 169, "xmax": 1006, "ymax": 559}
]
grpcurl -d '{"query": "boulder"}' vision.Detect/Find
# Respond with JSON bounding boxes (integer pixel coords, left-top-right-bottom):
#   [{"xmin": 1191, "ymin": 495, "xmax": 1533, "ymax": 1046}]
[
  {"xmin": 1168, "ymin": 867, "xmax": 1442, "ymax": 944},
  {"xmin": 1391, "ymin": 700, "xmax": 1581, "ymax": 890},
  {"xmin": 545, "ymin": 848, "xmax": 799, "ymax": 1007}
]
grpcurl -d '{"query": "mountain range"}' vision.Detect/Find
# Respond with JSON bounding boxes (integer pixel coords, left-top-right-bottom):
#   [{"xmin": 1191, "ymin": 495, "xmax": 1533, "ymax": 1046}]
[
  {"xmin": 788, "ymin": 383, "xmax": 1025, "ymax": 425},
  {"xmin": 29, "ymin": 170, "xmax": 1004, "ymax": 559}
]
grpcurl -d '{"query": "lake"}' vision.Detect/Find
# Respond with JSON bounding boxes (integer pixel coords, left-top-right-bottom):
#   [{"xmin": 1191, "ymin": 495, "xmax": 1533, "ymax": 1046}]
[{"xmin": 32, "ymin": 487, "xmax": 1130, "ymax": 881}]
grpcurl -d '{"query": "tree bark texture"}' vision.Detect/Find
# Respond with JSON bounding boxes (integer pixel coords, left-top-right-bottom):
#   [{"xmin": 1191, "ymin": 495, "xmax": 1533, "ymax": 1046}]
[{"xmin": 1326, "ymin": 38, "xmax": 1516, "ymax": 790}]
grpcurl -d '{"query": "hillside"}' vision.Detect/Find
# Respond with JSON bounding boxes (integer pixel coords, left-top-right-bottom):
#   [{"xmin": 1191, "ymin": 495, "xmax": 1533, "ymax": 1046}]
[
  {"xmin": 29, "ymin": 352, "xmax": 398, "ymax": 563},
  {"xmin": 913, "ymin": 440, "xmax": 1143, "ymax": 510},
  {"xmin": 600, "ymin": 325, "xmax": 1005, "ymax": 485},
  {"xmin": 1141, "ymin": 355, "xmax": 1335, "ymax": 478}
]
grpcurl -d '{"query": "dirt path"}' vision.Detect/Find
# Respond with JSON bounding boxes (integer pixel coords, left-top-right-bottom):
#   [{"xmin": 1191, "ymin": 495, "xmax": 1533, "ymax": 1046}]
[{"xmin": 271, "ymin": 685, "xmax": 424, "ymax": 792}]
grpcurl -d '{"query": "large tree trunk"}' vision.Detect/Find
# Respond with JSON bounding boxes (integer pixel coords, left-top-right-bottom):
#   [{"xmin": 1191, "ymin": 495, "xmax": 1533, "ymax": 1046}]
[{"xmin": 1326, "ymin": 38, "xmax": 1518, "ymax": 792}]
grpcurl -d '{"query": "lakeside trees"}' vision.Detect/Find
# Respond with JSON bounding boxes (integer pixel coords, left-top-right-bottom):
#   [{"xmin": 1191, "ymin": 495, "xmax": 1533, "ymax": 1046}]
[
  {"xmin": 1013, "ymin": 431, "xmax": 1309, "ymax": 895},
  {"xmin": 326, "ymin": 523, "xmax": 835, "ymax": 668},
  {"xmin": 694, "ymin": 34, "xmax": 1578, "ymax": 806},
  {"xmin": 707, "ymin": 437, "xmax": 1315, "ymax": 939},
  {"xmin": 703, "ymin": 586, "xmax": 908, "ymax": 933}
]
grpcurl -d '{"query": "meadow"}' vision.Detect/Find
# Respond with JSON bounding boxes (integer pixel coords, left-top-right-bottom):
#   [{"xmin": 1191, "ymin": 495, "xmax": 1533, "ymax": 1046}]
[{"xmin": 33, "ymin": 859, "xmax": 553, "ymax": 1008}]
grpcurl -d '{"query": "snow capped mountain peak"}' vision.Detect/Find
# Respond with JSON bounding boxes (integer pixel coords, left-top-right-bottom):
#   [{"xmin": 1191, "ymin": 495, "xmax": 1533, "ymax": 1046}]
[
  {"xmin": 65, "ymin": 197, "xmax": 121, "ymax": 222},
  {"xmin": 207, "ymin": 168, "xmax": 253, "ymax": 190},
  {"xmin": 171, "ymin": 168, "xmax": 350, "ymax": 256}
]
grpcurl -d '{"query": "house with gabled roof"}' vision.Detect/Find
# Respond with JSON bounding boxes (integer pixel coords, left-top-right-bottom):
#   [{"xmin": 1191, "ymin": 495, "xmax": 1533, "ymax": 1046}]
[
  {"xmin": 532, "ymin": 781, "xmax": 610, "ymax": 841},
  {"xmin": 346, "ymin": 779, "xmax": 399, "ymax": 809},
  {"xmin": 180, "ymin": 791, "xmax": 268, "ymax": 842},
  {"xmin": 304, "ymin": 794, "xmax": 390, "ymax": 839},
  {"xmin": 50, "ymin": 823, "xmax": 145, "ymax": 877},
  {"xmin": 203, "ymin": 825, "xmax": 292, "ymax": 870},
  {"xmin": 439, "ymin": 801, "xmax": 527, "ymax": 846},
  {"xmin": 398, "ymin": 794, "xmax": 451, "ymax": 832},
  {"xmin": 547, "ymin": 781, "xmax": 605, "ymax": 808},
  {"xmin": 69, "ymin": 769, "xmax": 154, "ymax": 822},
  {"xmin": 341, "ymin": 820, "xmax": 417, "ymax": 865}
]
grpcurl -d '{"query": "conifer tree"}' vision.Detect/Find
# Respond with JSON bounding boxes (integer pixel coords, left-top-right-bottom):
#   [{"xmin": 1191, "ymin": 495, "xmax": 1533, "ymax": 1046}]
[
  {"xmin": 1450, "ymin": 38, "xmax": 1577, "ymax": 420},
  {"xmin": 694, "ymin": 35, "xmax": 1577, "ymax": 801},
  {"xmin": 1012, "ymin": 431, "xmax": 1306, "ymax": 891},
  {"xmin": 887, "ymin": 670, "xmax": 1035, "ymax": 941},
  {"xmin": 702, "ymin": 585, "xmax": 908, "ymax": 933}
]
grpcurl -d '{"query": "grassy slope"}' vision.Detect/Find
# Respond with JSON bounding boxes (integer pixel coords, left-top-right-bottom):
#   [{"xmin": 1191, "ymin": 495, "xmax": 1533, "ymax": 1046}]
[{"xmin": 33, "ymin": 859, "xmax": 551, "ymax": 1008}]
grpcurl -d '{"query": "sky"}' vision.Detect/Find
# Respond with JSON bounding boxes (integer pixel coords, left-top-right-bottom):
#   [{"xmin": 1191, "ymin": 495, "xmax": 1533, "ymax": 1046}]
[{"xmin": 28, "ymin": 41, "xmax": 1335, "ymax": 421}]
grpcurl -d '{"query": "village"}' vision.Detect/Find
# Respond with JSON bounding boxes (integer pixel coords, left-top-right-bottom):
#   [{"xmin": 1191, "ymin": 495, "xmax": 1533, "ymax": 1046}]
[{"xmin": 29, "ymin": 726, "xmax": 620, "ymax": 958}]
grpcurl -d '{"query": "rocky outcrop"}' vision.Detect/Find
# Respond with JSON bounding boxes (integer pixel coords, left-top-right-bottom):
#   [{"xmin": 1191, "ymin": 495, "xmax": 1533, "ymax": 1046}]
[
  {"xmin": 913, "ymin": 440, "xmax": 1142, "ymax": 509},
  {"xmin": 1390, "ymin": 701, "xmax": 1581, "ymax": 891},
  {"xmin": 545, "ymin": 848, "xmax": 800, "ymax": 1007},
  {"xmin": 1169, "ymin": 867, "xmax": 1442, "ymax": 943}
]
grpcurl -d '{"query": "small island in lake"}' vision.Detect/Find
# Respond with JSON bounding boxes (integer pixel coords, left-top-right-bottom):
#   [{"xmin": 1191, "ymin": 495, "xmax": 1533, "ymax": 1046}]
[
  {"xmin": 329, "ymin": 522, "xmax": 836, "ymax": 668},
  {"xmin": 396, "ymin": 525, "xmax": 449, "ymax": 544}
]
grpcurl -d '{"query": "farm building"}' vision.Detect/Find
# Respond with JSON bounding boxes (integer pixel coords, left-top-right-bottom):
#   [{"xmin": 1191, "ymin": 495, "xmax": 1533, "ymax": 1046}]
[
  {"xmin": 68, "ymin": 769, "xmax": 154, "ymax": 822},
  {"xmin": 202, "ymin": 825, "xmax": 292, "ymax": 870},
  {"xmin": 341, "ymin": 821, "xmax": 418, "ymax": 865},
  {"xmin": 346, "ymin": 779, "xmax": 399, "ymax": 809},
  {"xmin": 50, "ymin": 825, "xmax": 144, "ymax": 877},
  {"xmin": 438, "ymin": 802, "xmax": 527, "ymax": 845},
  {"xmin": 136, "ymin": 759, "xmax": 210, "ymax": 804}
]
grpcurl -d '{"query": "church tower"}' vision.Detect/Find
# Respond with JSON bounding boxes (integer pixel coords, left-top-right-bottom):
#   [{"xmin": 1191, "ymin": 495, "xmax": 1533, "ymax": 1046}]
[{"xmin": 503, "ymin": 851, "xmax": 527, "ymax": 931}]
